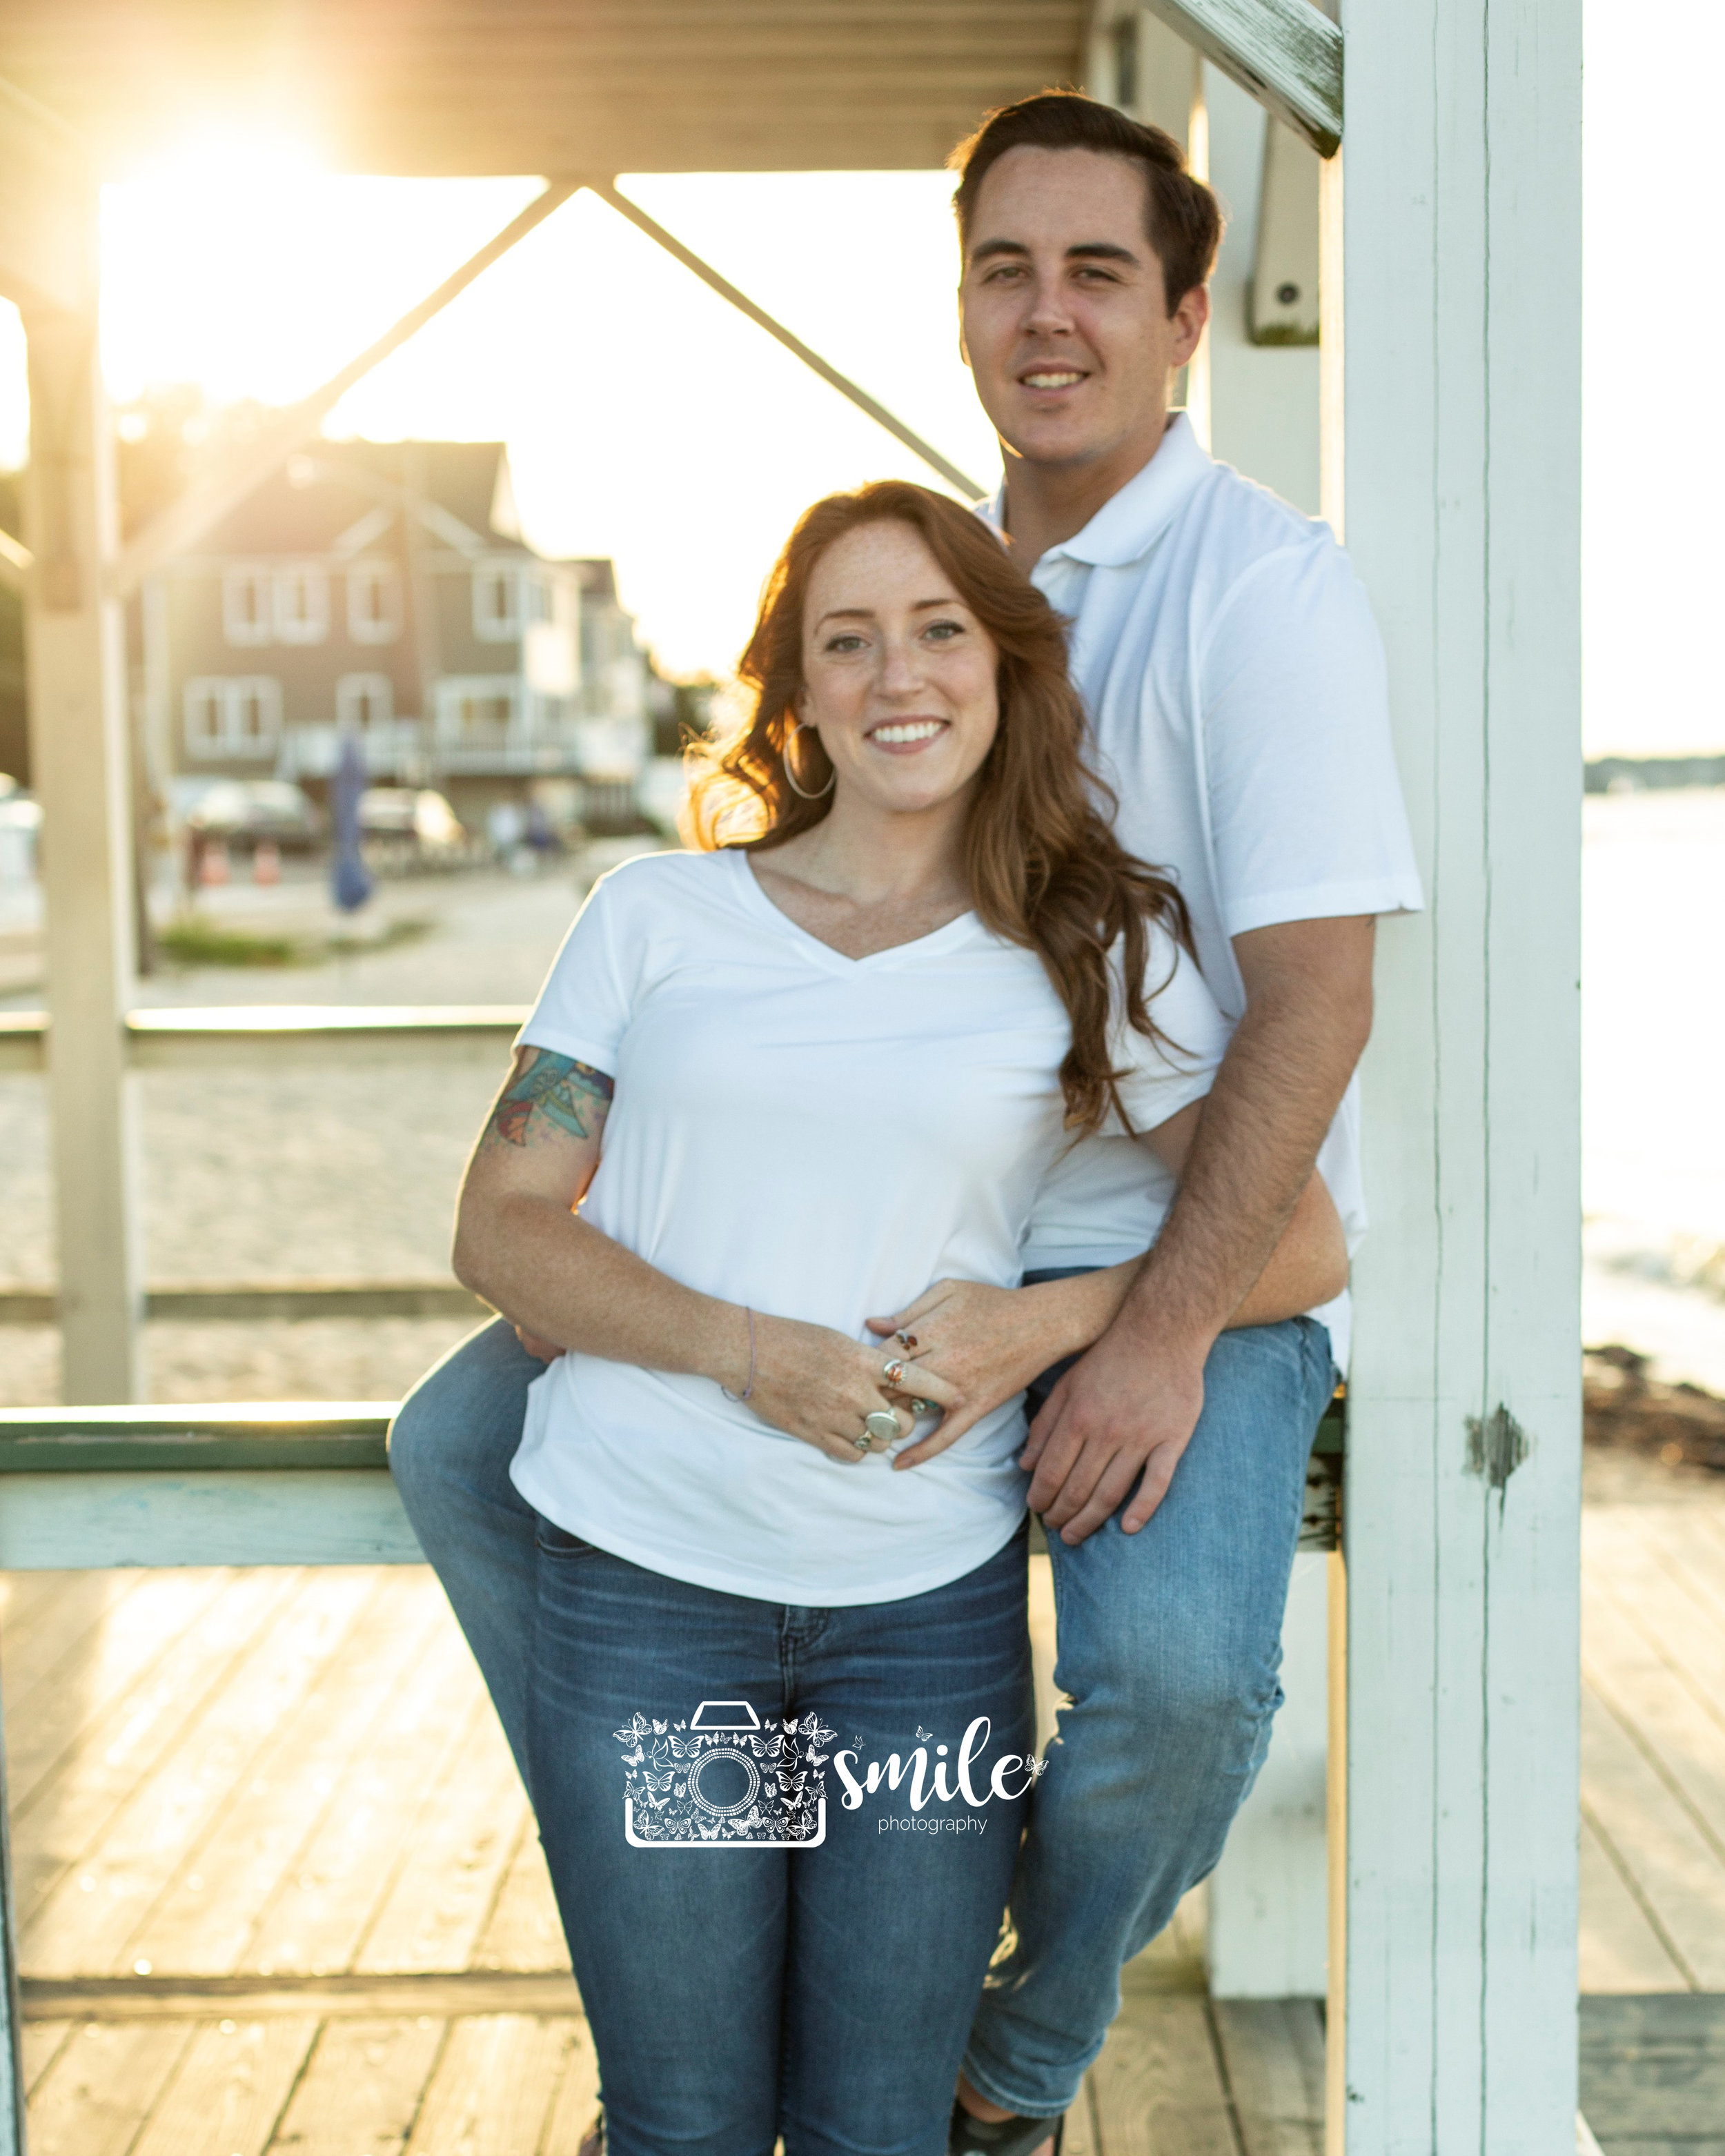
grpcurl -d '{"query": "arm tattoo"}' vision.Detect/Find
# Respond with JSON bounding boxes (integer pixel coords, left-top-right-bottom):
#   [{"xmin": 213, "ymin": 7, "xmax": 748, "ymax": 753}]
[{"xmin": 488, "ymin": 1048, "xmax": 615, "ymax": 1148}]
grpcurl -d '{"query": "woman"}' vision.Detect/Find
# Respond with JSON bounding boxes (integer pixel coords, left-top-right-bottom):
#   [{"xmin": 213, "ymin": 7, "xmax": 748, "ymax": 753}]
[{"xmin": 445, "ymin": 482, "xmax": 1345, "ymax": 2156}]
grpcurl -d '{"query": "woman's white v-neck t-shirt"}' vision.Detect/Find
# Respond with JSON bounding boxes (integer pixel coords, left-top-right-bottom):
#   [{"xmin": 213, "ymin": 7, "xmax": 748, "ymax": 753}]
[{"xmin": 509, "ymin": 847, "xmax": 1229, "ymax": 1606}]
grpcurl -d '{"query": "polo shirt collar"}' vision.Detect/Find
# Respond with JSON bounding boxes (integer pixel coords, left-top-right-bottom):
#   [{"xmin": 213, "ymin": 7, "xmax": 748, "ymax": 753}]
[{"xmin": 981, "ymin": 411, "xmax": 1213, "ymax": 571}]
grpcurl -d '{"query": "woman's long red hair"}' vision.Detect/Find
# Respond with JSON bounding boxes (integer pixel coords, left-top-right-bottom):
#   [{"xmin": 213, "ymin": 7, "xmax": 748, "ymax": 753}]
[{"xmin": 685, "ymin": 481, "xmax": 1191, "ymax": 1132}]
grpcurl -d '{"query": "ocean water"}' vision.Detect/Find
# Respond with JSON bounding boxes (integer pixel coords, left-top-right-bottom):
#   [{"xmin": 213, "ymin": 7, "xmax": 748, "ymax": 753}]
[{"xmin": 1582, "ymin": 788, "xmax": 1725, "ymax": 1389}]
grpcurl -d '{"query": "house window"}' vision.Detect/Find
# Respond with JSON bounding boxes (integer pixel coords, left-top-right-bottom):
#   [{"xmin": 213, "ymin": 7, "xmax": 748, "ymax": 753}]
[
  {"xmin": 473, "ymin": 560, "xmax": 521, "ymax": 642},
  {"xmin": 273, "ymin": 564, "xmax": 329, "ymax": 644},
  {"xmin": 184, "ymin": 676, "xmax": 282, "ymax": 758},
  {"xmin": 435, "ymin": 676, "xmax": 520, "ymax": 739},
  {"xmin": 346, "ymin": 561, "xmax": 401, "ymax": 644},
  {"xmin": 336, "ymin": 673, "xmax": 394, "ymax": 730},
  {"xmin": 222, "ymin": 566, "xmax": 274, "ymax": 647}
]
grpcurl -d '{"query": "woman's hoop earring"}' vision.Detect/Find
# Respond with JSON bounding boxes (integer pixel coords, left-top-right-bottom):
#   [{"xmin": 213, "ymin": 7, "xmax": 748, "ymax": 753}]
[{"xmin": 782, "ymin": 721, "xmax": 836, "ymax": 801}]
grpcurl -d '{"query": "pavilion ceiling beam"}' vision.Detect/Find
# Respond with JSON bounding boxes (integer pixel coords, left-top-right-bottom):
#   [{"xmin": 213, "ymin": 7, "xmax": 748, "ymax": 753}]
[
  {"xmin": 1141, "ymin": 0, "xmax": 1343, "ymax": 156},
  {"xmin": 0, "ymin": 528, "xmax": 30, "ymax": 596},
  {"xmin": 110, "ymin": 177, "xmax": 582, "ymax": 600},
  {"xmin": 591, "ymin": 179, "xmax": 988, "ymax": 502}
]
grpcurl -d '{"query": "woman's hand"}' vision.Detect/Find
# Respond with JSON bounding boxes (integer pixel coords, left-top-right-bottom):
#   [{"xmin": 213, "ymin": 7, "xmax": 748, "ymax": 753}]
[
  {"xmin": 747, "ymin": 1313, "xmax": 961, "ymax": 1466},
  {"xmin": 864, "ymin": 1269, "xmax": 1136, "ymax": 1470}
]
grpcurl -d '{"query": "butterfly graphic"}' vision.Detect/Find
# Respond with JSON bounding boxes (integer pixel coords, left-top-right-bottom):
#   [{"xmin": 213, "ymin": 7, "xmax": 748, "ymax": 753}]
[
  {"xmin": 614, "ymin": 1714, "xmax": 652, "ymax": 1743},
  {"xmin": 640, "ymin": 1768, "xmax": 676, "ymax": 1793},
  {"xmin": 916, "ymin": 1726, "xmax": 933, "ymax": 1743},
  {"xmin": 618, "ymin": 1742, "xmax": 645, "ymax": 1766}
]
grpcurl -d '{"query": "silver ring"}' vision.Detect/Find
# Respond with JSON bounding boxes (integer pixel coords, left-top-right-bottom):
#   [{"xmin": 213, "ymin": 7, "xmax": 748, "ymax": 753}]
[
  {"xmin": 896, "ymin": 1331, "xmax": 918, "ymax": 1351},
  {"xmin": 853, "ymin": 1432, "xmax": 873, "ymax": 1453},
  {"xmin": 909, "ymin": 1398, "xmax": 935, "ymax": 1416},
  {"xmin": 881, "ymin": 1357, "xmax": 907, "ymax": 1386},
  {"xmin": 862, "ymin": 1409, "xmax": 899, "ymax": 1447}
]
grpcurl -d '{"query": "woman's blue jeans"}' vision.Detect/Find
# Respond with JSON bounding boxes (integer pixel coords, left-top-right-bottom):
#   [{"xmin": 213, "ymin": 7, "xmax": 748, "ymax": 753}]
[
  {"xmin": 525, "ymin": 1519, "xmax": 1033, "ymax": 2156},
  {"xmin": 391, "ymin": 1303, "xmax": 1334, "ymax": 2122}
]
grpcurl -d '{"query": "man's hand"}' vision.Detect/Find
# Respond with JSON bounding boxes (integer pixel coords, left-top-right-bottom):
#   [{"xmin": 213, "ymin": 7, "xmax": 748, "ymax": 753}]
[
  {"xmin": 515, "ymin": 1326, "xmax": 564, "ymax": 1363},
  {"xmin": 1024, "ymin": 917, "xmax": 1374, "ymax": 1545},
  {"xmin": 1021, "ymin": 1322, "xmax": 1208, "ymax": 1542}
]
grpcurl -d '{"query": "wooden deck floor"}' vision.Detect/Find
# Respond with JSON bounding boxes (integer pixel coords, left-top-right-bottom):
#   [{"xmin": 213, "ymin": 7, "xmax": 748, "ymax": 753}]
[{"xmin": 4, "ymin": 1475, "xmax": 1723, "ymax": 2153}]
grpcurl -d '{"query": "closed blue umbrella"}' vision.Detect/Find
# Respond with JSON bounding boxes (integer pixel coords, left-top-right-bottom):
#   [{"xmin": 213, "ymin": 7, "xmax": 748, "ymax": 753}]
[{"xmin": 331, "ymin": 733, "xmax": 373, "ymax": 914}]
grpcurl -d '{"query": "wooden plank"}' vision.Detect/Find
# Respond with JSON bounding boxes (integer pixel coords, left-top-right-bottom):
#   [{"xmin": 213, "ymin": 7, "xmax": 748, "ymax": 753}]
[
  {"xmin": 1089, "ymin": 1992, "xmax": 1239, "ymax": 2156},
  {"xmin": 1578, "ymin": 1995, "xmax": 1725, "ymax": 2151},
  {"xmin": 1142, "ymin": 0, "xmax": 1342, "ymax": 155},
  {"xmin": 0, "ymin": 1403, "xmax": 395, "ymax": 1474},
  {"xmin": 1213, "ymin": 1999, "xmax": 1324, "ymax": 2156},
  {"xmin": 1583, "ymin": 1580, "xmax": 1725, "ymax": 1862},
  {"xmin": 1056, "ymin": 2083, "xmax": 1100, "ymax": 2156},
  {"xmin": 0, "ymin": 1282, "xmax": 486, "ymax": 1327},
  {"xmin": 21, "ymin": 1570, "xmax": 374, "ymax": 1975},
  {"xmin": 0, "ymin": 1470, "xmax": 426, "ymax": 1570},
  {"xmin": 403, "ymin": 2015, "xmax": 578, "ymax": 2156},
  {"xmin": 591, "ymin": 181, "xmax": 985, "ymax": 501},
  {"xmin": 355, "ymin": 1695, "xmax": 529, "ymax": 1975},
  {"xmin": 0, "ymin": 80, "xmax": 95, "ymax": 315},
  {"xmin": 240, "ymin": 1613, "xmax": 484, "ymax": 1977},
  {"xmin": 1579, "ymin": 1687, "xmax": 1725, "ymax": 1988},
  {"xmin": 24, "ymin": 2021, "xmax": 193, "ymax": 2156},
  {"xmin": 1, "ymin": 1571, "xmax": 147, "ymax": 1721},
  {"xmin": 1581, "ymin": 1510, "xmax": 1725, "ymax": 1719},
  {"xmin": 23, "ymin": 1973, "xmax": 582, "ymax": 2021},
  {"xmin": 0, "ymin": 1006, "xmax": 524, "ymax": 1080},
  {"xmin": 469, "ymin": 1821, "xmax": 568, "ymax": 1976},
  {"xmin": 18, "ymin": 2019, "xmax": 70, "ymax": 2096},
  {"xmin": 126, "ymin": 1571, "xmax": 442, "ymax": 1977},
  {"xmin": 1337, "ymin": 0, "xmax": 1583, "ymax": 2147},
  {"xmin": 535, "ymin": 2019, "xmax": 601, "ymax": 2156},
  {"xmin": 21, "ymin": 261, "xmax": 145, "ymax": 1402},
  {"xmin": 1577, "ymin": 1808, "xmax": 1688, "ymax": 1995},
  {"xmin": 9, "ymin": 1570, "xmax": 294, "ymax": 1902},
  {"xmin": 126, "ymin": 2017, "xmax": 317, "ymax": 2156},
  {"xmin": 262, "ymin": 2017, "xmax": 447, "ymax": 2156}
]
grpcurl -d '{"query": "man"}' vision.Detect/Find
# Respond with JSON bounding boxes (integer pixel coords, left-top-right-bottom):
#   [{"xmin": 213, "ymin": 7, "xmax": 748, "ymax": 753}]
[
  {"xmin": 389, "ymin": 90, "xmax": 1419, "ymax": 2156},
  {"xmin": 925, "ymin": 94, "xmax": 1419, "ymax": 2155}
]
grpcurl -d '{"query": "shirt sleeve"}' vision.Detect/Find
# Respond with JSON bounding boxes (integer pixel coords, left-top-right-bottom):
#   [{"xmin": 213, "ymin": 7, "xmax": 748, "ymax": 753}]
[
  {"xmin": 515, "ymin": 868, "xmax": 635, "ymax": 1076},
  {"xmin": 1199, "ymin": 540, "xmax": 1424, "ymax": 939},
  {"xmin": 1108, "ymin": 922, "xmax": 1234, "ymax": 1134}
]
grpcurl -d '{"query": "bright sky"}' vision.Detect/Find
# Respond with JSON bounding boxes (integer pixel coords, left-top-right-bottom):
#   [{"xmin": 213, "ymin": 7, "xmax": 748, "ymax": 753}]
[{"xmin": 0, "ymin": 0, "xmax": 1714, "ymax": 746}]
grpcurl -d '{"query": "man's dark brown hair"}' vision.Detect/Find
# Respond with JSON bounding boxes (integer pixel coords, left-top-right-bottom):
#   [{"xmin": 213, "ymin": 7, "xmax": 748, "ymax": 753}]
[{"xmin": 949, "ymin": 90, "xmax": 1223, "ymax": 315}]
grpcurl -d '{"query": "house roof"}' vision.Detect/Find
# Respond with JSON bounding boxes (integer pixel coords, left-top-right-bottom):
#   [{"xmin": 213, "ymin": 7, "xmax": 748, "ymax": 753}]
[
  {"xmin": 195, "ymin": 441, "xmax": 529, "ymax": 560},
  {"xmin": 0, "ymin": 2, "xmax": 1087, "ymax": 177}
]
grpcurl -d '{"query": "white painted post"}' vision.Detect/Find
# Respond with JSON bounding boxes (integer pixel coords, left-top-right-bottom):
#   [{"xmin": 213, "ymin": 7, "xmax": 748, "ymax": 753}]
[
  {"xmin": 1334, "ymin": 3, "xmax": 1582, "ymax": 2150},
  {"xmin": 1208, "ymin": 1552, "xmax": 1328, "ymax": 1998},
  {"xmin": 21, "ymin": 195, "xmax": 146, "ymax": 1403}
]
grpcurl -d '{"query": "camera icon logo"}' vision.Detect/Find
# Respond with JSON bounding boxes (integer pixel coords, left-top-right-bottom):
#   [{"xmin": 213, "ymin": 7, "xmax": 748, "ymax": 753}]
[{"xmin": 615, "ymin": 1700, "xmax": 834, "ymax": 1848}]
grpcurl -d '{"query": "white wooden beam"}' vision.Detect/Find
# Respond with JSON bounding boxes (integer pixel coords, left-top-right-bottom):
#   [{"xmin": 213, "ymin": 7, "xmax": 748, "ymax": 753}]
[
  {"xmin": 1250, "ymin": 115, "xmax": 1321, "ymax": 344},
  {"xmin": 0, "ymin": 1470, "xmax": 424, "ymax": 1568},
  {"xmin": 589, "ymin": 182, "xmax": 989, "ymax": 502},
  {"xmin": 0, "ymin": 528, "xmax": 30, "ymax": 596},
  {"xmin": 1336, "ymin": 1, "xmax": 1582, "ymax": 2149},
  {"xmin": 0, "ymin": 76, "xmax": 95, "ymax": 317},
  {"xmin": 110, "ymin": 179, "xmax": 582, "ymax": 599},
  {"xmin": 21, "ymin": 224, "xmax": 145, "ymax": 1405},
  {"xmin": 1141, "ymin": 0, "xmax": 1343, "ymax": 156}
]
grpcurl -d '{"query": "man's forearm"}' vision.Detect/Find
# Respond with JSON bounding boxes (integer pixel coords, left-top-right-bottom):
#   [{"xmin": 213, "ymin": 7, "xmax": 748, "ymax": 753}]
[{"xmin": 1110, "ymin": 928, "xmax": 1374, "ymax": 1352}]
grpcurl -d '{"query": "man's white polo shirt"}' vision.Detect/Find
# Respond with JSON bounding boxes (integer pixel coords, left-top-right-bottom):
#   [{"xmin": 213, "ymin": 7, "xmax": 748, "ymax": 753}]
[{"xmin": 1003, "ymin": 413, "xmax": 1423, "ymax": 1365}]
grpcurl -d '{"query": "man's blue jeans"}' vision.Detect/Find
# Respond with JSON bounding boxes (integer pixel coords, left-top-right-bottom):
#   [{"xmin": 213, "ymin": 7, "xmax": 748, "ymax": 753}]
[
  {"xmin": 389, "ymin": 1303, "xmax": 1335, "ymax": 2119},
  {"xmin": 526, "ymin": 1518, "xmax": 1033, "ymax": 2156}
]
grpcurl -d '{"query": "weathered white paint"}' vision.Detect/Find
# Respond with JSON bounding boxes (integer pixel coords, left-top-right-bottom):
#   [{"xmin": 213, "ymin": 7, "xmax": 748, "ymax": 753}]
[
  {"xmin": 20, "ymin": 210, "xmax": 145, "ymax": 1406},
  {"xmin": 1337, "ymin": 1, "xmax": 1582, "ymax": 2150},
  {"xmin": 1203, "ymin": 62, "xmax": 1321, "ymax": 515},
  {"xmin": 1141, "ymin": 0, "xmax": 1343, "ymax": 156},
  {"xmin": 0, "ymin": 1470, "xmax": 425, "ymax": 1569},
  {"xmin": 1250, "ymin": 115, "xmax": 1321, "ymax": 346},
  {"xmin": 1208, "ymin": 1551, "xmax": 1328, "ymax": 1998},
  {"xmin": 0, "ymin": 1005, "xmax": 524, "ymax": 1078}
]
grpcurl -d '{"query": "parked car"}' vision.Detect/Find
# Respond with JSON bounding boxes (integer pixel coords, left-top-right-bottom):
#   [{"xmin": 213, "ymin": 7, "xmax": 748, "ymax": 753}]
[
  {"xmin": 359, "ymin": 787, "xmax": 469, "ymax": 869},
  {"xmin": 186, "ymin": 780, "xmax": 324, "ymax": 853}
]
